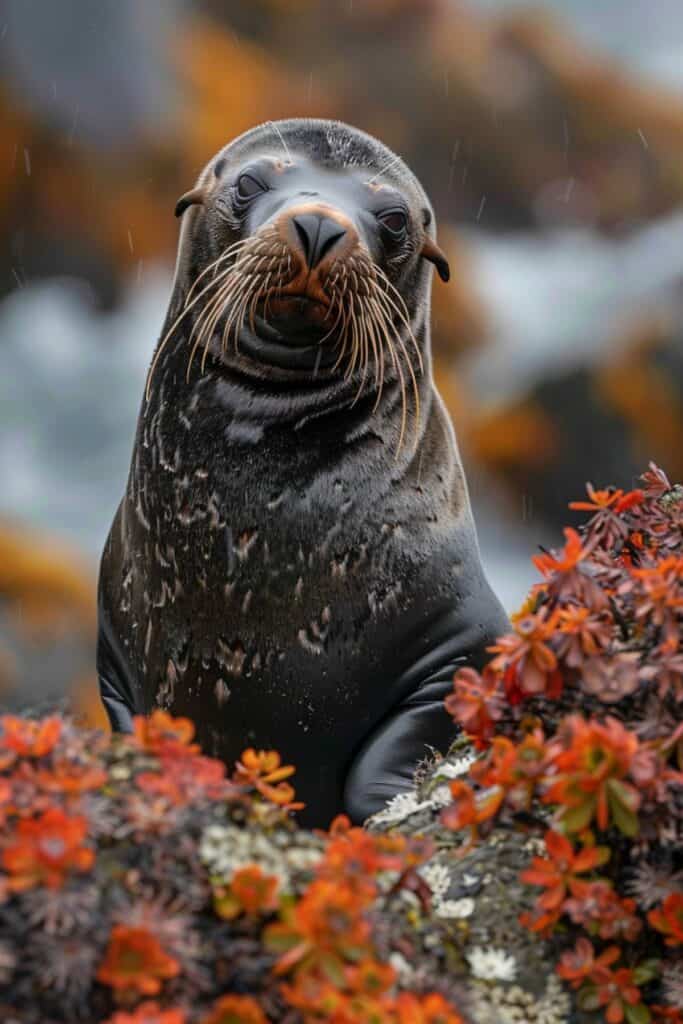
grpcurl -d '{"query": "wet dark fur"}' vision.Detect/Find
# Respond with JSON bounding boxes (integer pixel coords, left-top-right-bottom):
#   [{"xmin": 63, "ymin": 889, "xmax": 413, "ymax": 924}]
[{"xmin": 98, "ymin": 119, "xmax": 508, "ymax": 826}]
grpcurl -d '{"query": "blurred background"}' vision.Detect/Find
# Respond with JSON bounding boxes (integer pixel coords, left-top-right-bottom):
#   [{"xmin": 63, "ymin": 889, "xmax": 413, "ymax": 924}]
[{"xmin": 0, "ymin": 0, "xmax": 681, "ymax": 724}]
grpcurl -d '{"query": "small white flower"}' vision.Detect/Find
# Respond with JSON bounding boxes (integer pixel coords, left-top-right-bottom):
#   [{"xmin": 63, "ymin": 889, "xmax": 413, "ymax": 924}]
[
  {"xmin": 435, "ymin": 754, "xmax": 476, "ymax": 779},
  {"xmin": 419, "ymin": 862, "xmax": 451, "ymax": 901},
  {"xmin": 435, "ymin": 897, "xmax": 475, "ymax": 919},
  {"xmin": 466, "ymin": 946, "xmax": 517, "ymax": 982},
  {"xmin": 389, "ymin": 951, "xmax": 414, "ymax": 981}
]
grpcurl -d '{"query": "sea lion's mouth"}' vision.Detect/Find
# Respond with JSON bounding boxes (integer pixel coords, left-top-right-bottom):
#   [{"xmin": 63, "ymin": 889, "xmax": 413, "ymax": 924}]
[
  {"xmin": 239, "ymin": 315, "xmax": 339, "ymax": 372},
  {"xmin": 264, "ymin": 293, "xmax": 331, "ymax": 335}
]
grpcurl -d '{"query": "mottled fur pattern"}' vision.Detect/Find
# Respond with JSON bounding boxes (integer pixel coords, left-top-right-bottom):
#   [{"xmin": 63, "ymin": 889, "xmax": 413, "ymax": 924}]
[{"xmin": 98, "ymin": 119, "xmax": 508, "ymax": 826}]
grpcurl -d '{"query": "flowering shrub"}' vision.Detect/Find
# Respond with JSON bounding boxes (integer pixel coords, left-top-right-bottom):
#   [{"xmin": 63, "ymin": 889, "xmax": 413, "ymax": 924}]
[
  {"xmin": 0, "ymin": 462, "xmax": 680, "ymax": 1023},
  {"xmin": 443, "ymin": 463, "xmax": 682, "ymax": 1022},
  {"xmin": 0, "ymin": 710, "xmax": 467, "ymax": 1023}
]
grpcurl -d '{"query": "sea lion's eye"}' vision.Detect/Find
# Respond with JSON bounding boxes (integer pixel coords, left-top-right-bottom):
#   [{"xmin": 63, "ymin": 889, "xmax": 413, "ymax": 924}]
[
  {"xmin": 236, "ymin": 173, "xmax": 267, "ymax": 200},
  {"xmin": 378, "ymin": 209, "xmax": 408, "ymax": 236}
]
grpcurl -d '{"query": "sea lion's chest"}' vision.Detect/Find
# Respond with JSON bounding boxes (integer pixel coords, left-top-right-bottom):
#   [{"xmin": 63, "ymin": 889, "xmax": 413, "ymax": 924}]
[{"xmin": 123, "ymin": 394, "xmax": 457, "ymax": 712}]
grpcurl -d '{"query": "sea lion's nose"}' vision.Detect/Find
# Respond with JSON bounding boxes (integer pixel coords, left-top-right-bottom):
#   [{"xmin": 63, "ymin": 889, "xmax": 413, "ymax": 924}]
[{"xmin": 292, "ymin": 212, "xmax": 347, "ymax": 269}]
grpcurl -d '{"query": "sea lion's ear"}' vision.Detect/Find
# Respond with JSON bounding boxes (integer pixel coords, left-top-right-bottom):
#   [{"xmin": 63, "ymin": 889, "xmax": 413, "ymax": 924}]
[
  {"xmin": 174, "ymin": 187, "xmax": 205, "ymax": 218},
  {"xmin": 420, "ymin": 238, "xmax": 450, "ymax": 283}
]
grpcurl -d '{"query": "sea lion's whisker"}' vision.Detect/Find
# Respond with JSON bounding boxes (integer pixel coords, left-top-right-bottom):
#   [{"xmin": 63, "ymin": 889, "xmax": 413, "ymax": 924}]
[
  {"xmin": 268, "ymin": 120, "xmax": 292, "ymax": 164},
  {"xmin": 184, "ymin": 239, "xmax": 250, "ymax": 305},
  {"xmin": 365, "ymin": 295, "xmax": 386, "ymax": 412},
  {"xmin": 375, "ymin": 270, "xmax": 424, "ymax": 375},
  {"xmin": 146, "ymin": 261, "xmax": 243, "ymax": 399}
]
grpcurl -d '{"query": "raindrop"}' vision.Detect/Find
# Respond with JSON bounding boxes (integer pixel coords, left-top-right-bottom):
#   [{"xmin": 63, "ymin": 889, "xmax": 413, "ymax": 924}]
[
  {"xmin": 127, "ymin": 229, "xmax": 134, "ymax": 255},
  {"xmin": 23, "ymin": 148, "xmax": 31, "ymax": 176},
  {"xmin": 476, "ymin": 196, "xmax": 487, "ymax": 221},
  {"xmin": 637, "ymin": 128, "xmax": 648, "ymax": 150}
]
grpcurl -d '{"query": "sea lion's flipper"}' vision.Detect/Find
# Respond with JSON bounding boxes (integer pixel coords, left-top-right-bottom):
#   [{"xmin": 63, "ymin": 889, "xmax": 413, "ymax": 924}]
[
  {"xmin": 342, "ymin": 671, "xmax": 459, "ymax": 824},
  {"xmin": 343, "ymin": 582, "xmax": 509, "ymax": 824}
]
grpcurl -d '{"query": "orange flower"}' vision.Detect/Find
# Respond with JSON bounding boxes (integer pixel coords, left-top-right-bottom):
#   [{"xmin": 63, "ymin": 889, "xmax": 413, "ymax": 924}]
[
  {"xmin": 215, "ymin": 864, "xmax": 280, "ymax": 919},
  {"xmin": 234, "ymin": 748, "xmax": 301, "ymax": 808},
  {"xmin": 556, "ymin": 605, "xmax": 612, "ymax": 667},
  {"xmin": 133, "ymin": 710, "xmax": 198, "ymax": 755},
  {"xmin": 544, "ymin": 716, "xmax": 641, "ymax": 835},
  {"xmin": 345, "ymin": 956, "xmax": 396, "ymax": 996},
  {"xmin": 533, "ymin": 527, "xmax": 588, "ymax": 576},
  {"xmin": 569, "ymin": 484, "xmax": 641, "ymax": 513},
  {"xmin": 36, "ymin": 760, "xmax": 107, "ymax": 794},
  {"xmin": 648, "ymin": 892, "xmax": 683, "ymax": 946},
  {"xmin": 199, "ymin": 993, "xmax": 268, "ymax": 1024},
  {"xmin": 1, "ymin": 715, "xmax": 61, "ymax": 758},
  {"xmin": 3, "ymin": 806, "xmax": 94, "ymax": 890},
  {"xmin": 521, "ymin": 830, "xmax": 609, "ymax": 911},
  {"xmin": 102, "ymin": 1004, "xmax": 186, "ymax": 1024},
  {"xmin": 266, "ymin": 877, "xmax": 372, "ymax": 976},
  {"xmin": 97, "ymin": 925, "xmax": 180, "ymax": 995},
  {"xmin": 470, "ymin": 731, "xmax": 547, "ymax": 811},
  {"xmin": 394, "ymin": 992, "xmax": 466, "ymax": 1024}
]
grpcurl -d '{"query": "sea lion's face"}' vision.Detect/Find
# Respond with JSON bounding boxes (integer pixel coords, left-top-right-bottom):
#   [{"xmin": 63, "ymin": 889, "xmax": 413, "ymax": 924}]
[{"xmin": 170, "ymin": 122, "xmax": 449, "ymax": 390}]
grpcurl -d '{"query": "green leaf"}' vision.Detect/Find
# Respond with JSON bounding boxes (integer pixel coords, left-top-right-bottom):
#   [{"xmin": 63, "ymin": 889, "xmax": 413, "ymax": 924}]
[
  {"xmin": 320, "ymin": 953, "xmax": 346, "ymax": 987},
  {"xmin": 633, "ymin": 959, "xmax": 660, "ymax": 985},
  {"xmin": 624, "ymin": 1003, "xmax": 650, "ymax": 1024},
  {"xmin": 561, "ymin": 799, "xmax": 595, "ymax": 833},
  {"xmin": 608, "ymin": 789, "xmax": 640, "ymax": 837}
]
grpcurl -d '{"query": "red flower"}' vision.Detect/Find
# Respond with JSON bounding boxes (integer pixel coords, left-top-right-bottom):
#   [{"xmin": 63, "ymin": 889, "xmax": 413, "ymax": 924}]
[
  {"xmin": 102, "ymin": 1004, "xmax": 186, "ymax": 1024},
  {"xmin": 35, "ymin": 760, "xmax": 107, "ymax": 794},
  {"xmin": 214, "ymin": 864, "xmax": 280, "ymax": 920},
  {"xmin": 136, "ymin": 752, "xmax": 226, "ymax": 806},
  {"xmin": 1, "ymin": 715, "xmax": 61, "ymax": 758},
  {"xmin": 521, "ymin": 830, "xmax": 609, "ymax": 912},
  {"xmin": 544, "ymin": 716, "xmax": 641, "ymax": 835},
  {"xmin": 470, "ymin": 731, "xmax": 547, "ymax": 811},
  {"xmin": 3, "ymin": 806, "xmax": 94, "ymax": 890},
  {"xmin": 556, "ymin": 938, "xmax": 619, "ymax": 987},
  {"xmin": 489, "ymin": 610, "xmax": 563, "ymax": 701},
  {"xmin": 590, "ymin": 964, "xmax": 644, "ymax": 1024},
  {"xmin": 445, "ymin": 667, "xmax": 503, "ymax": 748},
  {"xmin": 97, "ymin": 925, "xmax": 180, "ymax": 995},
  {"xmin": 199, "ymin": 994, "xmax": 268, "ymax": 1024},
  {"xmin": 651, "ymin": 1008, "xmax": 683, "ymax": 1024},
  {"xmin": 648, "ymin": 893, "xmax": 683, "ymax": 946},
  {"xmin": 563, "ymin": 880, "xmax": 642, "ymax": 941}
]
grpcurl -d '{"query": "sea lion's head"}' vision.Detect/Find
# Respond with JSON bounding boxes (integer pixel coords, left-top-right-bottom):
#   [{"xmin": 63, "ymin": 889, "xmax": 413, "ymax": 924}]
[{"xmin": 150, "ymin": 120, "xmax": 449, "ymax": 439}]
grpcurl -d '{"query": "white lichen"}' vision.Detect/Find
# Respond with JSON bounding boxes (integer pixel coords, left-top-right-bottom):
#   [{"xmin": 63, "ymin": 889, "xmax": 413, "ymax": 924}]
[
  {"xmin": 434, "ymin": 753, "xmax": 476, "ymax": 780},
  {"xmin": 434, "ymin": 897, "xmax": 475, "ymax": 920},
  {"xmin": 371, "ymin": 790, "xmax": 433, "ymax": 825}
]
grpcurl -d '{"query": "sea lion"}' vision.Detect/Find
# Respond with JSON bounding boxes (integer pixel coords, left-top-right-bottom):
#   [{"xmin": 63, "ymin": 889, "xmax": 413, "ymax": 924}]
[{"xmin": 97, "ymin": 118, "xmax": 508, "ymax": 827}]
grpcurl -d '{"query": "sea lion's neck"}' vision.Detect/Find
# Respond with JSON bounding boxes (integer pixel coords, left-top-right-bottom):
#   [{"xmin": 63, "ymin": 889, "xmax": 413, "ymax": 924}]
[{"xmin": 149, "ymin": 297, "xmax": 434, "ymax": 444}]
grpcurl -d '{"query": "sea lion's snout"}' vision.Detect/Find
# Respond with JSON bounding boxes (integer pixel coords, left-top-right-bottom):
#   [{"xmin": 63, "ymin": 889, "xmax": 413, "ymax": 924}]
[{"xmin": 291, "ymin": 210, "xmax": 347, "ymax": 270}]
